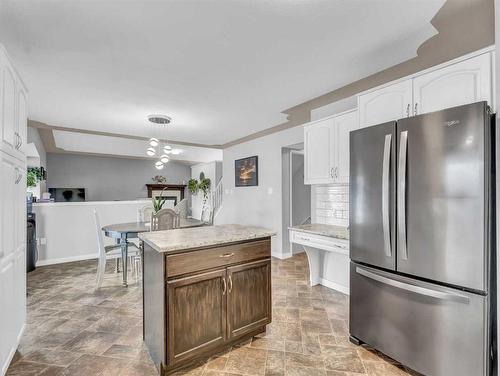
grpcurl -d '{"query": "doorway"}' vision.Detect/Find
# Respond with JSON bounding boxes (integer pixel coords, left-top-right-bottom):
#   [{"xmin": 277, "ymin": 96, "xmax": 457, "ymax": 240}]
[
  {"xmin": 281, "ymin": 146, "xmax": 311, "ymax": 257},
  {"xmin": 289, "ymin": 151, "xmax": 311, "ymax": 253}
]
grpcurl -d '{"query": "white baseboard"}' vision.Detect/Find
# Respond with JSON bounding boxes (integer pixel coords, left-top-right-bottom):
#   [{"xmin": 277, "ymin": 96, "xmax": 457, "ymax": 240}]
[
  {"xmin": 320, "ymin": 278, "xmax": 350, "ymax": 295},
  {"xmin": 36, "ymin": 253, "xmax": 98, "ymax": 266},
  {"xmin": 271, "ymin": 251, "xmax": 293, "ymax": 260},
  {"xmin": 2, "ymin": 323, "xmax": 25, "ymax": 376}
]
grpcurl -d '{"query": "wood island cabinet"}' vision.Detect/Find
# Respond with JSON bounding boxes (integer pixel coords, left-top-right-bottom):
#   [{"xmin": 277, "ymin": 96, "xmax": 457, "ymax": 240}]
[
  {"xmin": 143, "ymin": 237, "xmax": 272, "ymax": 375},
  {"xmin": 227, "ymin": 260, "xmax": 271, "ymax": 339}
]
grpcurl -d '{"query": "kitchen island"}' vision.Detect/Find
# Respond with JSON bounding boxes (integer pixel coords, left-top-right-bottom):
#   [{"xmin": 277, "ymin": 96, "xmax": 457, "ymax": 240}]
[{"xmin": 139, "ymin": 224, "xmax": 275, "ymax": 375}]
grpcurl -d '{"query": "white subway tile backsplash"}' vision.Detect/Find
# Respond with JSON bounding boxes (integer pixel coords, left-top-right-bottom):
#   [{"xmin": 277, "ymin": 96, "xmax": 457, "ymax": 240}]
[{"xmin": 314, "ymin": 184, "xmax": 349, "ymax": 227}]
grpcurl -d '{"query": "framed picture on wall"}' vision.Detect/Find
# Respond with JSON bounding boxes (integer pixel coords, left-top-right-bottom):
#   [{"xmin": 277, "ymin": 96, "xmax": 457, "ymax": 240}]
[{"xmin": 235, "ymin": 156, "xmax": 258, "ymax": 187}]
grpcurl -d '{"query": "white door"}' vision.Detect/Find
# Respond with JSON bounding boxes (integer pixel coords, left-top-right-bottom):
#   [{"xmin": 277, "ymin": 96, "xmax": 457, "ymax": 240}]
[
  {"xmin": 17, "ymin": 87, "xmax": 27, "ymax": 156},
  {"xmin": 358, "ymin": 79, "xmax": 412, "ymax": 128},
  {"xmin": 1, "ymin": 60, "xmax": 17, "ymax": 156},
  {"xmin": 0, "ymin": 152, "xmax": 26, "ymax": 375},
  {"xmin": 304, "ymin": 118, "xmax": 334, "ymax": 184},
  {"xmin": 334, "ymin": 110, "xmax": 358, "ymax": 183},
  {"xmin": 413, "ymin": 53, "xmax": 492, "ymax": 115}
]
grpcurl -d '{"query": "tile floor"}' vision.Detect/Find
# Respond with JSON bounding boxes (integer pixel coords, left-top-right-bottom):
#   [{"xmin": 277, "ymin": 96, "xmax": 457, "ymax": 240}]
[{"xmin": 7, "ymin": 253, "xmax": 417, "ymax": 376}]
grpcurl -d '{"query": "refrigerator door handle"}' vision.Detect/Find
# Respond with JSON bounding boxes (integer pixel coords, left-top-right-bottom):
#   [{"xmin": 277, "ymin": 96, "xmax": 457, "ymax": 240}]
[
  {"xmin": 382, "ymin": 134, "xmax": 392, "ymax": 258},
  {"xmin": 355, "ymin": 267, "xmax": 470, "ymax": 304},
  {"xmin": 398, "ymin": 131, "xmax": 408, "ymax": 260}
]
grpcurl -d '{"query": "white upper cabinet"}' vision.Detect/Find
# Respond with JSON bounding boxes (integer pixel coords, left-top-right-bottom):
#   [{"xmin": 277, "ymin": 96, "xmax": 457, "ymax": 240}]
[
  {"xmin": 358, "ymin": 79, "xmax": 412, "ymax": 128},
  {"xmin": 0, "ymin": 46, "xmax": 27, "ymax": 161},
  {"xmin": 413, "ymin": 53, "xmax": 492, "ymax": 115},
  {"xmin": 358, "ymin": 50, "xmax": 494, "ymax": 129},
  {"xmin": 1, "ymin": 56, "xmax": 17, "ymax": 155},
  {"xmin": 17, "ymin": 87, "xmax": 27, "ymax": 155},
  {"xmin": 304, "ymin": 110, "xmax": 358, "ymax": 185},
  {"xmin": 334, "ymin": 110, "xmax": 358, "ymax": 183},
  {"xmin": 304, "ymin": 117, "xmax": 334, "ymax": 184}
]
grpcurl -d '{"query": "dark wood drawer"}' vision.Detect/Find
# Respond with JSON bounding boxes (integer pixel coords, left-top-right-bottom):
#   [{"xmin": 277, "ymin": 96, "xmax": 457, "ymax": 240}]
[{"xmin": 166, "ymin": 239, "xmax": 271, "ymax": 278}]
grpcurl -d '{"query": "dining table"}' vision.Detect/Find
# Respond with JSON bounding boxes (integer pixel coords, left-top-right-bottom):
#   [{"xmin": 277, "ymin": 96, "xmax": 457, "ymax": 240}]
[{"xmin": 102, "ymin": 217, "xmax": 205, "ymax": 286}]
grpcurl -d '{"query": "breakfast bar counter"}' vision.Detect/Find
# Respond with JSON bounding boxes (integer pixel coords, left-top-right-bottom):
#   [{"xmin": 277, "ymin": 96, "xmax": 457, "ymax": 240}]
[{"xmin": 139, "ymin": 224, "xmax": 275, "ymax": 375}]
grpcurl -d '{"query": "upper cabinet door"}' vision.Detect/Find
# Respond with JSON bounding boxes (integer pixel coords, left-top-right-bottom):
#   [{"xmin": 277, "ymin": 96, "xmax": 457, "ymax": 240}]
[
  {"xmin": 413, "ymin": 53, "xmax": 492, "ymax": 115},
  {"xmin": 304, "ymin": 118, "xmax": 335, "ymax": 184},
  {"xmin": 17, "ymin": 87, "xmax": 27, "ymax": 156},
  {"xmin": 358, "ymin": 79, "xmax": 412, "ymax": 128},
  {"xmin": 334, "ymin": 110, "xmax": 358, "ymax": 183},
  {"xmin": 1, "ymin": 60, "xmax": 17, "ymax": 155}
]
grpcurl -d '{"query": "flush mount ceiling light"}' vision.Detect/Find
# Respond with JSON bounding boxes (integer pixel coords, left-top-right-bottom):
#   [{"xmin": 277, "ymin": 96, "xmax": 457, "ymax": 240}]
[{"xmin": 148, "ymin": 115, "xmax": 172, "ymax": 125}]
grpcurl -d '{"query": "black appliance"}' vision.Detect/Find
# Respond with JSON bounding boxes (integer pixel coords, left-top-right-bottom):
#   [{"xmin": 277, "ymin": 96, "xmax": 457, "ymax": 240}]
[
  {"xmin": 27, "ymin": 212, "xmax": 37, "ymax": 273},
  {"xmin": 48, "ymin": 188, "xmax": 86, "ymax": 202}
]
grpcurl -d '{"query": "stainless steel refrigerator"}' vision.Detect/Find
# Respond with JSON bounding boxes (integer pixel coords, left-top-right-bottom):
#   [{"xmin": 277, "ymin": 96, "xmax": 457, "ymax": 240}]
[{"xmin": 349, "ymin": 101, "xmax": 496, "ymax": 376}]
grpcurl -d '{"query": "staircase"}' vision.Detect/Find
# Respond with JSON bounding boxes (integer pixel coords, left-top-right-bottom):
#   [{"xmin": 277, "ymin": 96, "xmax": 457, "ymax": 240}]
[{"xmin": 211, "ymin": 179, "xmax": 223, "ymax": 220}]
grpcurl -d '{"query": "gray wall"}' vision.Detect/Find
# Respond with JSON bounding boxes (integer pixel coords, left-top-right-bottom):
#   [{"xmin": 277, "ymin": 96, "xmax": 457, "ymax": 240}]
[
  {"xmin": 46, "ymin": 153, "xmax": 191, "ymax": 201},
  {"xmin": 291, "ymin": 153, "xmax": 310, "ymax": 227}
]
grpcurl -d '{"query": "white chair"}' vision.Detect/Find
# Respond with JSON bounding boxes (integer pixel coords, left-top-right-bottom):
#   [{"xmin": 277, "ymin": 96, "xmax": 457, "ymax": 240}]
[
  {"xmin": 173, "ymin": 198, "xmax": 188, "ymax": 219},
  {"xmin": 151, "ymin": 208, "xmax": 180, "ymax": 231},
  {"xmin": 137, "ymin": 205, "xmax": 154, "ymax": 223},
  {"xmin": 94, "ymin": 209, "xmax": 141, "ymax": 289}
]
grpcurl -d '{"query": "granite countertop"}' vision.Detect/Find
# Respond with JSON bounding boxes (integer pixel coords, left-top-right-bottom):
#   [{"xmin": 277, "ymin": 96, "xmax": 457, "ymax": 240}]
[
  {"xmin": 139, "ymin": 224, "xmax": 276, "ymax": 253},
  {"xmin": 289, "ymin": 223, "xmax": 349, "ymax": 240}
]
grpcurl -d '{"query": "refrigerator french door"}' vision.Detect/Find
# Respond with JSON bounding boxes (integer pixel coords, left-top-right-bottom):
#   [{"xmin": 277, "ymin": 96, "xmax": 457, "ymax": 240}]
[{"xmin": 349, "ymin": 101, "xmax": 495, "ymax": 376}]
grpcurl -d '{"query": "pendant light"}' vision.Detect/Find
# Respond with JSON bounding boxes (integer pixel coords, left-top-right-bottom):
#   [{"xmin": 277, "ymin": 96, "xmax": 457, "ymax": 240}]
[
  {"xmin": 145, "ymin": 114, "xmax": 182, "ymax": 168},
  {"xmin": 149, "ymin": 137, "xmax": 159, "ymax": 147},
  {"xmin": 146, "ymin": 147, "xmax": 156, "ymax": 156}
]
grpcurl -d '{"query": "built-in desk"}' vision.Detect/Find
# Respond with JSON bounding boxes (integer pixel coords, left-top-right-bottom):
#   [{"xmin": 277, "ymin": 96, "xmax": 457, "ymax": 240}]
[{"xmin": 289, "ymin": 223, "xmax": 349, "ymax": 294}]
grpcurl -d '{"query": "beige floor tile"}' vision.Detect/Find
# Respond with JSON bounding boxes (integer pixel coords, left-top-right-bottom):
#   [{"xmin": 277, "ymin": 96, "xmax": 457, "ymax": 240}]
[{"xmin": 8, "ymin": 255, "xmax": 413, "ymax": 376}]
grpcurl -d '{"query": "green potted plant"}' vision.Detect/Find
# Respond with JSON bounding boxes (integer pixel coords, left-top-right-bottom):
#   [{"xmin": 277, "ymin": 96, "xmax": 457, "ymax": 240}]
[
  {"xmin": 188, "ymin": 178, "xmax": 199, "ymax": 194},
  {"xmin": 27, "ymin": 170, "xmax": 38, "ymax": 188},
  {"xmin": 199, "ymin": 177, "xmax": 211, "ymax": 200},
  {"xmin": 27, "ymin": 167, "xmax": 46, "ymax": 189},
  {"xmin": 152, "ymin": 187, "xmax": 168, "ymax": 213}
]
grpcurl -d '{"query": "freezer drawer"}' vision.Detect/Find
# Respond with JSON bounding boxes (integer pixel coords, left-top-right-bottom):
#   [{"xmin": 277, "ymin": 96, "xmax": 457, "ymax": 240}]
[{"xmin": 350, "ymin": 263, "xmax": 489, "ymax": 376}]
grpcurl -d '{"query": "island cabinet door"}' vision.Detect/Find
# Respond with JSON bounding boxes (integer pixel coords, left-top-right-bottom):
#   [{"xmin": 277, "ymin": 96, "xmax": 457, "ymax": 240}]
[
  {"xmin": 227, "ymin": 259, "xmax": 272, "ymax": 339},
  {"xmin": 166, "ymin": 269, "xmax": 227, "ymax": 365}
]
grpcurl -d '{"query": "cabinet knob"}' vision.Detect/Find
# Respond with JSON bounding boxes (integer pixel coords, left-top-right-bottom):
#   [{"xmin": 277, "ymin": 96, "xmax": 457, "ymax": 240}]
[{"xmin": 228, "ymin": 275, "xmax": 233, "ymax": 293}]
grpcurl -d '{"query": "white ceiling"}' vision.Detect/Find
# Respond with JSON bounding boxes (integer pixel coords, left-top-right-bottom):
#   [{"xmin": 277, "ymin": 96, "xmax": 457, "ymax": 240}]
[
  {"xmin": 0, "ymin": 0, "xmax": 444, "ymax": 146},
  {"xmin": 51, "ymin": 130, "xmax": 222, "ymax": 164}
]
